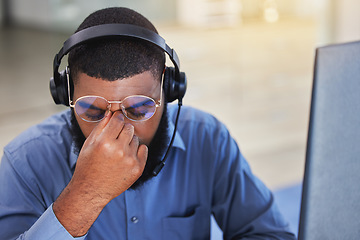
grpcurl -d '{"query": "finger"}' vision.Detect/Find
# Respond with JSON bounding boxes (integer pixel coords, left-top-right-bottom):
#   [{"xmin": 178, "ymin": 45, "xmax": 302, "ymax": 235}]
[
  {"xmin": 137, "ymin": 144, "xmax": 148, "ymax": 165},
  {"xmin": 129, "ymin": 135, "xmax": 140, "ymax": 152},
  {"xmin": 86, "ymin": 111, "xmax": 112, "ymax": 139},
  {"xmin": 118, "ymin": 123, "xmax": 135, "ymax": 145},
  {"xmin": 101, "ymin": 111, "xmax": 126, "ymax": 139}
]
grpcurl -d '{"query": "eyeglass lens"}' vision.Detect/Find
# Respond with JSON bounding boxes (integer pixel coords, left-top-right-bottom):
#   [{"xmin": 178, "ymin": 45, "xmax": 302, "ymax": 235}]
[{"xmin": 74, "ymin": 96, "xmax": 157, "ymax": 122}]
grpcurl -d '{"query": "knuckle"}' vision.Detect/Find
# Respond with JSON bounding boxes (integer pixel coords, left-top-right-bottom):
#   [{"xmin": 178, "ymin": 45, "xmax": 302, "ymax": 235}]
[
  {"xmin": 131, "ymin": 164, "xmax": 143, "ymax": 176},
  {"xmin": 122, "ymin": 156, "xmax": 136, "ymax": 167},
  {"xmin": 117, "ymin": 149, "xmax": 125, "ymax": 159},
  {"xmin": 98, "ymin": 141, "xmax": 113, "ymax": 152}
]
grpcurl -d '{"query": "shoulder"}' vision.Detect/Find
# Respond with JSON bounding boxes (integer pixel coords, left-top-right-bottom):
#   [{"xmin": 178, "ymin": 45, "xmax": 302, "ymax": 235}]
[
  {"xmin": 168, "ymin": 104, "xmax": 228, "ymax": 136},
  {"xmin": 4, "ymin": 110, "xmax": 73, "ymax": 163},
  {"xmin": 1, "ymin": 110, "xmax": 74, "ymax": 204},
  {"xmin": 167, "ymin": 104, "xmax": 233, "ymax": 154},
  {"xmin": 168, "ymin": 104, "xmax": 224, "ymax": 128}
]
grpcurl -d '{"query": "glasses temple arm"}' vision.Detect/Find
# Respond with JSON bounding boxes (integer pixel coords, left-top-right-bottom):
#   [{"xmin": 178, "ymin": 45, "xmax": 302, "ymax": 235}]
[
  {"xmin": 66, "ymin": 67, "xmax": 75, "ymax": 107},
  {"xmin": 156, "ymin": 73, "xmax": 164, "ymax": 106}
]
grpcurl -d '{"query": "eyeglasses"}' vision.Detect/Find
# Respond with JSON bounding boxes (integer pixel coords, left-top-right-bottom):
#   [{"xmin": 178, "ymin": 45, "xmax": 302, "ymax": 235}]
[{"xmin": 68, "ymin": 71, "xmax": 163, "ymax": 122}]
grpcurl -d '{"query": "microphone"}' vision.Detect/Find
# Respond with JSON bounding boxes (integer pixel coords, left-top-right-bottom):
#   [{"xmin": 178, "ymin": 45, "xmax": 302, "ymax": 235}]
[{"xmin": 152, "ymin": 101, "xmax": 182, "ymax": 176}]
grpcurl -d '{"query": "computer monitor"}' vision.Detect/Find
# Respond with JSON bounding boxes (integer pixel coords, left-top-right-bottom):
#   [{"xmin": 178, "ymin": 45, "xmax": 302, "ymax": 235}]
[{"xmin": 298, "ymin": 40, "xmax": 360, "ymax": 239}]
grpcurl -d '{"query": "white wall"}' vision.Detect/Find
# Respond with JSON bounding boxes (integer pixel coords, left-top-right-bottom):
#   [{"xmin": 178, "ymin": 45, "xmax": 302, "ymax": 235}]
[
  {"xmin": 7, "ymin": 0, "xmax": 360, "ymax": 43},
  {"xmin": 333, "ymin": 0, "xmax": 360, "ymax": 43},
  {"xmin": 314, "ymin": 0, "xmax": 360, "ymax": 46},
  {"xmin": 177, "ymin": 0, "xmax": 241, "ymax": 27},
  {"xmin": 9, "ymin": 0, "xmax": 176, "ymax": 32},
  {"xmin": 11, "ymin": 0, "xmax": 51, "ymax": 29}
]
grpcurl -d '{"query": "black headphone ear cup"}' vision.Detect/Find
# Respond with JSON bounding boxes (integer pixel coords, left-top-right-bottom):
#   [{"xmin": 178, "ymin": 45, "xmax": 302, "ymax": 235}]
[
  {"xmin": 163, "ymin": 67, "xmax": 187, "ymax": 103},
  {"xmin": 50, "ymin": 76, "xmax": 60, "ymax": 105},
  {"xmin": 163, "ymin": 67, "xmax": 174, "ymax": 103},
  {"xmin": 50, "ymin": 69, "xmax": 70, "ymax": 106},
  {"xmin": 178, "ymin": 71, "xmax": 187, "ymax": 102}
]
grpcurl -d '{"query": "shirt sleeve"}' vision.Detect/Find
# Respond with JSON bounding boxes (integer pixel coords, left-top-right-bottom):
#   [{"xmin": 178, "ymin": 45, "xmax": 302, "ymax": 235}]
[
  {"xmin": 0, "ymin": 152, "xmax": 86, "ymax": 240},
  {"xmin": 210, "ymin": 124, "xmax": 296, "ymax": 239},
  {"xmin": 18, "ymin": 205, "xmax": 87, "ymax": 240}
]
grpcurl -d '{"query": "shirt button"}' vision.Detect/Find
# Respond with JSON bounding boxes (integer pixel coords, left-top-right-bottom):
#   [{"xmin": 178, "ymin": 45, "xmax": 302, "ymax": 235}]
[{"xmin": 131, "ymin": 216, "xmax": 139, "ymax": 223}]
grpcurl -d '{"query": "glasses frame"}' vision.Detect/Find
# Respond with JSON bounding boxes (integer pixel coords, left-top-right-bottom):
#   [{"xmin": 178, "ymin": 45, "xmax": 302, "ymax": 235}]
[{"xmin": 67, "ymin": 69, "xmax": 164, "ymax": 122}]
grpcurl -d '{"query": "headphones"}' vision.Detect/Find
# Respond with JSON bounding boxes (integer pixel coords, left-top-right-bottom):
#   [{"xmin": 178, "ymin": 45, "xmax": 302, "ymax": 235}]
[
  {"xmin": 50, "ymin": 23, "xmax": 187, "ymax": 106},
  {"xmin": 50, "ymin": 23, "xmax": 187, "ymax": 176}
]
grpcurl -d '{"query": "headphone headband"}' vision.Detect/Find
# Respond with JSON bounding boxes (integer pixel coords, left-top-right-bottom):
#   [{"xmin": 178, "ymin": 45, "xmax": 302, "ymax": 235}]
[{"xmin": 54, "ymin": 23, "xmax": 180, "ymax": 76}]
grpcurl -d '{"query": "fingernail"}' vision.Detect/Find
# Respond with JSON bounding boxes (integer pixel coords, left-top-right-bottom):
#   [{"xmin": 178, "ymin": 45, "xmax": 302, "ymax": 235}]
[{"xmin": 105, "ymin": 111, "xmax": 112, "ymax": 117}]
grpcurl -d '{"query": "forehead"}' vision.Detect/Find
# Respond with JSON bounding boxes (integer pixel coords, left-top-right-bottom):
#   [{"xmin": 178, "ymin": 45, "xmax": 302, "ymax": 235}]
[{"xmin": 73, "ymin": 71, "xmax": 160, "ymax": 99}]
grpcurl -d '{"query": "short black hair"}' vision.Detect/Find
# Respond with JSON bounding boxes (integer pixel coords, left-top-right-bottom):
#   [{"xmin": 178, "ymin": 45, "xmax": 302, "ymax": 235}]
[{"xmin": 68, "ymin": 7, "xmax": 165, "ymax": 83}]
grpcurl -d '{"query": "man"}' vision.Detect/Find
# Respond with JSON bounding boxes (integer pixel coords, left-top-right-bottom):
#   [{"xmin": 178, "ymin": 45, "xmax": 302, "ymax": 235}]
[{"xmin": 0, "ymin": 7, "xmax": 296, "ymax": 239}]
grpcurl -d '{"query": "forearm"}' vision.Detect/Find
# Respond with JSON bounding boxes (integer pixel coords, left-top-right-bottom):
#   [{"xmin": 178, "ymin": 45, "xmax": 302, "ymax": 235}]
[{"xmin": 53, "ymin": 178, "xmax": 109, "ymax": 237}]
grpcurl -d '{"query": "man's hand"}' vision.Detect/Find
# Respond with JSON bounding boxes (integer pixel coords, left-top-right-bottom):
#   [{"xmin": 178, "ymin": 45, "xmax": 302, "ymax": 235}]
[
  {"xmin": 53, "ymin": 111, "xmax": 148, "ymax": 237},
  {"xmin": 73, "ymin": 111, "xmax": 148, "ymax": 200}
]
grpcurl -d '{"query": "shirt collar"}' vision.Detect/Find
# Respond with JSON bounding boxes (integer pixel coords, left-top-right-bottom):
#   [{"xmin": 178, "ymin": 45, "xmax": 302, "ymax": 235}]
[{"xmin": 167, "ymin": 116, "xmax": 186, "ymax": 151}]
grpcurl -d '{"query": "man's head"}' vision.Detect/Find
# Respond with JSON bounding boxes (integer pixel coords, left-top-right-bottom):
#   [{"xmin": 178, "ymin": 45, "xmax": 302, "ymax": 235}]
[
  {"xmin": 67, "ymin": 7, "xmax": 170, "ymax": 189},
  {"xmin": 68, "ymin": 7, "xmax": 165, "ymax": 84}
]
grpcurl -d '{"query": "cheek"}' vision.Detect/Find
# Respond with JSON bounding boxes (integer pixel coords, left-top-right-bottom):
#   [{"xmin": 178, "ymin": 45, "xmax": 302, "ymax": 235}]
[
  {"xmin": 75, "ymin": 115, "xmax": 97, "ymax": 138},
  {"xmin": 134, "ymin": 123, "xmax": 158, "ymax": 146},
  {"xmin": 134, "ymin": 107, "xmax": 164, "ymax": 146}
]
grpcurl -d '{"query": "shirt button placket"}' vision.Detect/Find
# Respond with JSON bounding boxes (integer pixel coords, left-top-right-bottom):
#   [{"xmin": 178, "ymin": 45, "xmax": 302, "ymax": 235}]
[{"xmin": 125, "ymin": 191, "xmax": 144, "ymax": 239}]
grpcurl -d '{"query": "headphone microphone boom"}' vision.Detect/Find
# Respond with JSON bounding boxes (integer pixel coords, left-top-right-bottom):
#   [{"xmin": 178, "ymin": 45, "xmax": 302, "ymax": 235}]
[{"xmin": 49, "ymin": 23, "xmax": 187, "ymax": 176}]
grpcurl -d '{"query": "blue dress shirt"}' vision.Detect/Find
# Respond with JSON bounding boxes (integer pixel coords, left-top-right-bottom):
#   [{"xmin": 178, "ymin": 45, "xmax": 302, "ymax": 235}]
[{"xmin": 0, "ymin": 105, "xmax": 295, "ymax": 239}]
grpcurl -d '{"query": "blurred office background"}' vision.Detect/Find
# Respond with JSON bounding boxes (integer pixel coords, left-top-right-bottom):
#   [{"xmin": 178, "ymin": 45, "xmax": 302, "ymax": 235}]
[
  {"xmin": 2, "ymin": 0, "xmax": 360, "ymax": 188},
  {"xmin": 1, "ymin": 0, "xmax": 360, "ymax": 234}
]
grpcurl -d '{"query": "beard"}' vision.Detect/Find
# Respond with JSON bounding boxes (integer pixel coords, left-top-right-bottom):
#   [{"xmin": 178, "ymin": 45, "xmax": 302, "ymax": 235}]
[{"xmin": 70, "ymin": 103, "xmax": 169, "ymax": 190}]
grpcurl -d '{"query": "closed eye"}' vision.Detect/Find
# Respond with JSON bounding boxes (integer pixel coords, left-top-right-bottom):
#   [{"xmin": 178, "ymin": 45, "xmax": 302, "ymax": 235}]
[{"xmin": 78, "ymin": 101, "xmax": 104, "ymax": 111}]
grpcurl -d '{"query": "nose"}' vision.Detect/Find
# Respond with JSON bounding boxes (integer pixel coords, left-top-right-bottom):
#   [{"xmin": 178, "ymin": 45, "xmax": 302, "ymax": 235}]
[
  {"xmin": 108, "ymin": 102, "xmax": 122, "ymax": 112},
  {"xmin": 107, "ymin": 103, "xmax": 127, "ymax": 120},
  {"xmin": 109, "ymin": 109, "xmax": 126, "ymax": 121}
]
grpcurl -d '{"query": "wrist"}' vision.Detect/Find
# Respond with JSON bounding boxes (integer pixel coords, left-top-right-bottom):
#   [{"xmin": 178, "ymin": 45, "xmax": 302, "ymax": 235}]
[{"xmin": 53, "ymin": 179, "xmax": 109, "ymax": 237}]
